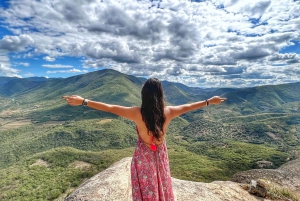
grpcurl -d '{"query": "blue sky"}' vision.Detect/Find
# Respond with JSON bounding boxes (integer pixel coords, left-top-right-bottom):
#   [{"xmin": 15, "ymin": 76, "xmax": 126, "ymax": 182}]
[{"xmin": 0, "ymin": 0, "xmax": 300, "ymax": 88}]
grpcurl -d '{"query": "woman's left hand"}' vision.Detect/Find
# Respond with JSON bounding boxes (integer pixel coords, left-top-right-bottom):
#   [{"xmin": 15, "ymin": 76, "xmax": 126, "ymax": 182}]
[
  {"xmin": 62, "ymin": 95, "xmax": 84, "ymax": 106},
  {"xmin": 208, "ymin": 96, "xmax": 227, "ymax": 105}
]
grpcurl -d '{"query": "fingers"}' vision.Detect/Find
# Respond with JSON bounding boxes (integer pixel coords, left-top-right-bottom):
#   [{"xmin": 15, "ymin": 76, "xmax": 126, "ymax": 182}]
[
  {"xmin": 212, "ymin": 97, "xmax": 226, "ymax": 104},
  {"xmin": 62, "ymin": 96, "xmax": 71, "ymax": 106},
  {"xmin": 62, "ymin": 96, "xmax": 69, "ymax": 100},
  {"xmin": 62, "ymin": 95, "xmax": 83, "ymax": 107},
  {"xmin": 62, "ymin": 95, "xmax": 79, "ymax": 100},
  {"xmin": 62, "ymin": 95, "xmax": 78, "ymax": 98}
]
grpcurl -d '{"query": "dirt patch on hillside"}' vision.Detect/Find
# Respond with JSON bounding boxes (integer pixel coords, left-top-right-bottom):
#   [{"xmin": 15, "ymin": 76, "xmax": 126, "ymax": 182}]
[
  {"xmin": 174, "ymin": 135, "xmax": 184, "ymax": 139},
  {"xmin": 266, "ymin": 132, "xmax": 279, "ymax": 140},
  {"xmin": 222, "ymin": 109, "xmax": 233, "ymax": 113},
  {"xmin": 39, "ymin": 121, "xmax": 65, "ymax": 126},
  {"xmin": 70, "ymin": 161, "xmax": 92, "ymax": 170},
  {"xmin": 0, "ymin": 119, "xmax": 11, "ymax": 126},
  {"xmin": 30, "ymin": 159, "xmax": 50, "ymax": 168},
  {"xmin": 0, "ymin": 109, "xmax": 20, "ymax": 116},
  {"xmin": 97, "ymin": 119, "xmax": 113, "ymax": 124},
  {"xmin": 0, "ymin": 119, "xmax": 32, "ymax": 131}
]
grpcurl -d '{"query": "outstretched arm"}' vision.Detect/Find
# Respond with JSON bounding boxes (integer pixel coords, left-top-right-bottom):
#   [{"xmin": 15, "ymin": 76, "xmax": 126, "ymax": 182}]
[
  {"xmin": 62, "ymin": 95, "xmax": 139, "ymax": 121},
  {"xmin": 167, "ymin": 96, "xmax": 227, "ymax": 120}
]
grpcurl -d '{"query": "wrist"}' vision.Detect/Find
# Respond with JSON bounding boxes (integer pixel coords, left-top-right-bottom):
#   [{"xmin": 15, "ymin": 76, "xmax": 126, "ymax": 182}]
[
  {"xmin": 82, "ymin": 99, "xmax": 89, "ymax": 106},
  {"xmin": 206, "ymin": 99, "xmax": 209, "ymax": 106}
]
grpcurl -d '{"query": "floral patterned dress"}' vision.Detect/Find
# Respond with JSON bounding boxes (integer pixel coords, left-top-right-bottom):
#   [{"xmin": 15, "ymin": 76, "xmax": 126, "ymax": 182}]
[{"xmin": 131, "ymin": 128, "xmax": 174, "ymax": 201}]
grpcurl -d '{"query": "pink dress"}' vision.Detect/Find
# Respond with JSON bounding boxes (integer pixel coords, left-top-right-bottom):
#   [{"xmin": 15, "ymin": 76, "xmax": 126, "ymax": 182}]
[{"xmin": 131, "ymin": 128, "xmax": 175, "ymax": 201}]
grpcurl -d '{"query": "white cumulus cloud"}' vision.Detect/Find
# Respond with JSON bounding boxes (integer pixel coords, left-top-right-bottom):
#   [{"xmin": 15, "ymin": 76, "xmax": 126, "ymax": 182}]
[
  {"xmin": 0, "ymin": 0, "xmax": 299, "ymax": 87},
  {"xmin": 46, "ymin": 68, "xmax": 88, "ymax": 74},
  {"xmin": 43, "ymin": 56, "xmax": 56, "ymax": 62},
  {"xmin": 0, "ymin": 54, "xmax": 22, "ymax": 77},
  {"xmin": 42, "ymin": 64, "xmax": 74, "ymax": 68}
]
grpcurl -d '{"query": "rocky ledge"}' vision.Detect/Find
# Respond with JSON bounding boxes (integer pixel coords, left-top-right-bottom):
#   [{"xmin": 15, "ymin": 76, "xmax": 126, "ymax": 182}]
[
  {"xmin": 65, "ymin": 157, "xmax": 276, "ymax": 201},
  {"xmin": 232, "ymin": 157, "xmax": 300, "ymax": 193}
]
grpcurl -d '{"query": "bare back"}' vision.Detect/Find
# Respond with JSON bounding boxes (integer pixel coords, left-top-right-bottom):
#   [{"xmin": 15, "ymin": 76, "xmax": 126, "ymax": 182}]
[{"xmin": 134, "ymin": 106, "xmax": 172, "ymax": 147}]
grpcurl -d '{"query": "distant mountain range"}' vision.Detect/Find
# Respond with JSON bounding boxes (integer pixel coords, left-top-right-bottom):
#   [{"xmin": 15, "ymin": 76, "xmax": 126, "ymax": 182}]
[
  {"xmin": 0, "ymin": 70, "xmax": 213, "ymax": 107},
  {"xmin": 0, "ymin": 76, "xmax": 51, "ymax": 87},
  {"xmin": 0, "ymin": 76, "xmax": 56, "ymax": 96},
  {"xmin": 0, "ymin": 71, "xmax": 215, "ymax": 101},
  {"xmin": 1, "ymin": 69, "xmax": 299, "ymax": 107}
]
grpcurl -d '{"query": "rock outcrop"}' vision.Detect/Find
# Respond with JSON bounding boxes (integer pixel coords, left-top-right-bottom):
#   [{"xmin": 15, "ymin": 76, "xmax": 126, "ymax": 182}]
[
  {"xmin": 232, "ymin": 157, "xmax": 300, "ymax": 193},
  {"xmin": 65, "ymin": 157, "xmax": 271, "ymax": 201}
]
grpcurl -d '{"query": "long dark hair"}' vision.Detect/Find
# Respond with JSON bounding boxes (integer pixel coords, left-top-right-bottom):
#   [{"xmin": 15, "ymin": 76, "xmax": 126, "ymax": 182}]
[{"xmin": 141, "ymin": 78, "xmax": 165, "ymax": 141}]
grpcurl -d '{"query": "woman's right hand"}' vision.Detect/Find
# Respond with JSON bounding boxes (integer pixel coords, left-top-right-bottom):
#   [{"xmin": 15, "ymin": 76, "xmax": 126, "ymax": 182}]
[
  {"xmin": 62, "ymin": 95, "xmax": 84, "ymax": 106},
  {"xmin": 208, "ymin": 96, "xmax": 227, "ymax": 105}
]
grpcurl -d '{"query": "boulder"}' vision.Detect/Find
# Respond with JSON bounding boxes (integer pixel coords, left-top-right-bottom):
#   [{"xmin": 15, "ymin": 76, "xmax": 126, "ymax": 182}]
[{"xmin": 248, "ymin": 180, "xmax": 268, "ymax": 197}]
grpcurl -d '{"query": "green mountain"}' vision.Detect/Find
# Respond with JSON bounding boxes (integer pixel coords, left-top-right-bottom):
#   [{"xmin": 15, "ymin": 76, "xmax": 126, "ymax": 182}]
[
  {"xmin": 222, "ymin": 83, "xmax": 300, "ymax": 110},
  {"xmin": 0, "ymin": 70, "xmax": 145, "ymax": 122},
  {"xmin": 162, "ymin": 81, "xmax": 213, "ymax": 95},
  {"xmin": 9, "ymin": 69, "xmax": 142, "ymax": 103},
  {"xmin": 0, "ymin": 69, "xmax": 299, "ymax": 201},
  {"xmin": 0, "ymin": 76, "xmax": 49, "ymax": 89},
  {"xmin": 161, "ymin": 81, "xmax": 216, "ymax": 105},
  {"xmin": 0, "ymin": 77, "xmax": 18, "ymax": 87},
  {"xmin": 0, "ymin": 79, "xmax": 45, "ymax": 96}
]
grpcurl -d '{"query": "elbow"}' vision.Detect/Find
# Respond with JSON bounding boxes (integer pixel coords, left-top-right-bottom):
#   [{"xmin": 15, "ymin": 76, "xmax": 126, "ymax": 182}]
[{"xmin": 105, "ymin": 105, "xmax": 113, "ymax": 113}]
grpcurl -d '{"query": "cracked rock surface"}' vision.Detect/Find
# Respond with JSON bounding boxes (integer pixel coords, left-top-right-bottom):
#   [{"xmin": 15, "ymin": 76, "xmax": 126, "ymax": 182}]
[{"xmin": 65, "ymin": 157, "xmax": 271, "ymax": 201}]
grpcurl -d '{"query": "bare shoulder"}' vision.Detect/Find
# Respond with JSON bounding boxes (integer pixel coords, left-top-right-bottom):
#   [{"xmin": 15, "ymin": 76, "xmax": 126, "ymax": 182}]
[
  {"xmin": 131, "ymin": 106, "xmax": 141, "ymax": 112},
  {"xmin": 164, "ymin": 106, "xmax": 172, "ymax": 118},
  {"xmin": 164, "ymin": 106, "xmax": 171, "ymax": 112},
  {"xmin": 164, "ymin": 105, "xmax": 184, "ymax": 120},
  {"xmin": 130, "ymin": 106, "xmax": 142, "ymax": 120}
]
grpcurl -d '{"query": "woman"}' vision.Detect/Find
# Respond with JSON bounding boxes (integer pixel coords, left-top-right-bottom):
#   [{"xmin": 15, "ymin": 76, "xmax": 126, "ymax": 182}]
[{"xmin": 62, "ymin": 78, "xmax": 226, "ymax": 201}]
